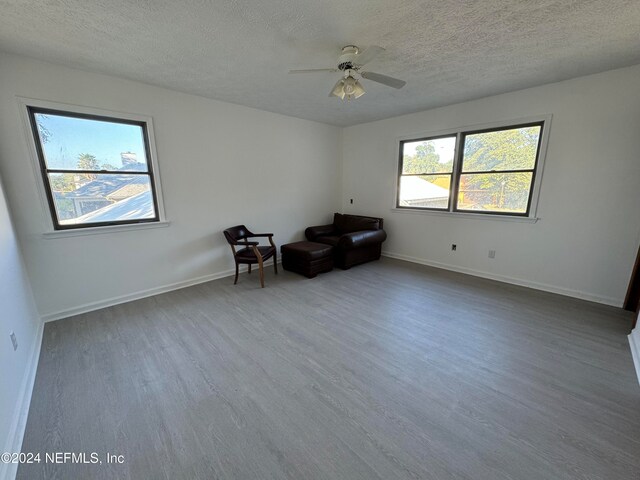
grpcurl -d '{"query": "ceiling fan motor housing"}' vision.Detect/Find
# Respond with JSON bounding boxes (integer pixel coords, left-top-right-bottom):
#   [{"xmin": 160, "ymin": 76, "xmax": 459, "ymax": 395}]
[{"xmin": 338, "ymin": 45, "xmax": 359, "ymax": 71}]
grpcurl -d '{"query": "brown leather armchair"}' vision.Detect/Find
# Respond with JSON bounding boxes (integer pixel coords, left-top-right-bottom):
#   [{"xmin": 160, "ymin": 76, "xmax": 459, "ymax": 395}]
[
  {"xmin": 223, "ymin": 225, "xmax": 277, "ymax": 288},
  {"xmin": 305, "ymin": 213, "xmax": 387, "ymax": 269}
]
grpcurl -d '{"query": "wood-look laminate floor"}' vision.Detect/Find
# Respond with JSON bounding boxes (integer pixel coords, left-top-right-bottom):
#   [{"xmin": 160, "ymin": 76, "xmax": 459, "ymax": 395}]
[{"xmin": 18, "ymin": 258, "xmax": 640, "ymax": 480}]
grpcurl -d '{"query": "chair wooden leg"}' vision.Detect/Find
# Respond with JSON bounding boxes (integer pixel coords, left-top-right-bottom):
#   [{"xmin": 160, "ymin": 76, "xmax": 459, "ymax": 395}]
[
  {"xmin": 258, "ymin": 258, "xmax": 265, "ymax": 288},
  {"xmin": 248, "ymin": 264, "xmax": 252, "ymax": 274},
  {"xmin": 234, "ymin": 262, "xmax": 239, "ymax": 285},
  {"xmin": 273, "ymin": 252, "xmax": 278, "ymax": 274}
]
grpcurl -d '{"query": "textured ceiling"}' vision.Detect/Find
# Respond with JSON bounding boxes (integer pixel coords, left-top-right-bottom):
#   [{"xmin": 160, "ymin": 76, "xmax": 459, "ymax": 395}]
[{"xmin": 1, "ymin": 1, "xmax": 640, "ymax": 126}]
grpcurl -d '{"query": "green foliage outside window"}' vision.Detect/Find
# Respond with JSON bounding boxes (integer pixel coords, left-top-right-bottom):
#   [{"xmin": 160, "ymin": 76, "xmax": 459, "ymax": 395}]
[{"xmin": 399, "ymin": 123, "xmax": 543, "ymax": 215}]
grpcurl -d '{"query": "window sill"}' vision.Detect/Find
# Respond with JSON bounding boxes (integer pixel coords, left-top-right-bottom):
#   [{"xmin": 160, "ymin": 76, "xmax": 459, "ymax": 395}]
[
  {"xmin": 391, "ymin": 208, "xmax": 539, "ymax": 223},
  {"xmin": 43, "ymin": 220, "xmax": 171, "ymax": 239}
]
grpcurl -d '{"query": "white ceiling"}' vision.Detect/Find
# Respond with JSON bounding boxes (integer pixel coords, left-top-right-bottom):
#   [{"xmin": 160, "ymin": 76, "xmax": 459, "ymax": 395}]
[{"xmin": 1, "ymin": 1, "xmax": 640, "ymax": 126}]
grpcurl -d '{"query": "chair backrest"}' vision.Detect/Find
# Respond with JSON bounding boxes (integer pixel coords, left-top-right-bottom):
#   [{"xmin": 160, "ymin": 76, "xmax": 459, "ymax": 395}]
[
  {"xmin": 223, "ymin": 225, "xmax": 251, "ymax": 245},
  {"xmin": 333, "ymin": 213, "xmax": 384, "ymax": 233}
]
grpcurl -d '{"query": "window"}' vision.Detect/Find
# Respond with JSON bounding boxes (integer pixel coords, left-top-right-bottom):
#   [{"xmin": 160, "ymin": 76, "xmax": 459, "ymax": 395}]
[
  {"xmin": 397, "ymin": 121, "xmax": 546, "ymax": 217},
  {"xmin": 398, "ymin": 135, "xmax": 456, "ymax": 210},
  {"xmin": 27, "ymin": 107, "xmax": 162, "ymax": 230}
]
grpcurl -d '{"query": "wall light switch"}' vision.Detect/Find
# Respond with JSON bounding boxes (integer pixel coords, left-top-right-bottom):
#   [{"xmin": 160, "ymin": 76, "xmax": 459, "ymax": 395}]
[{"xmin": 488, "ymin": 250, "xmax": 496, "ymax": 259}]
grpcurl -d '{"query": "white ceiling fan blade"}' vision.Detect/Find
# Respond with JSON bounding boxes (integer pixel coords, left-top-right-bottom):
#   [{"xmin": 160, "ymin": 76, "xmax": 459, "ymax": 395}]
[
  {"xmin": 361, "ymin": 71, "xmax": 406, "ymax": 89},
  {"xmin": 354, "ymin": 45, "xmax": 385, "ymax": 66},
  {"xmin": 289, "ymin": 68, "xmax": 337, "ymax": 74}
]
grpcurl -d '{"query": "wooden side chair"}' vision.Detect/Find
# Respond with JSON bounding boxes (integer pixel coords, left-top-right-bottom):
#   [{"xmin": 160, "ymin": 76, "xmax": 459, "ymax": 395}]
[{"xmin": 223, "ymin": 225, "xmax": 277, "ymax": 288}]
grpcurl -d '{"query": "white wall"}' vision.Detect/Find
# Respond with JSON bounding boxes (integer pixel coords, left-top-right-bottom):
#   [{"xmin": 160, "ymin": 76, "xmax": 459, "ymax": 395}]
[
  {"xmin": 342, "ymin": 65, "xmax": 640, "ymax": 306},
  {"xmin": 630, "ymin": 313, "xmax": 640, "ymax": 385},
  {"xmin": 0, "ymin": 169, "xmax": 42, "ymax": 480},
  {"xmin": 0, "ymin": 53, "xmax": 341, "ymax": 319}
]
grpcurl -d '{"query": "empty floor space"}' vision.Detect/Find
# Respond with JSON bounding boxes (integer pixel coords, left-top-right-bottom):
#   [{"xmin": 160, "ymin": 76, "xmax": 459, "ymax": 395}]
[{"xmin": 18, "ymin": 259, "xmax": 640, "ymax": 480}]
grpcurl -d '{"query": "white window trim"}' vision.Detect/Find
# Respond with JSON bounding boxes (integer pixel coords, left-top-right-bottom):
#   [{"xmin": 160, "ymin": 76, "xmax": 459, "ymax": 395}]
[
  {"xmin": 390, "ymin": 207, "xmax": 539, "ymax": 223},
  {"xmin": 17, "ymin": 97, "xmax": 168, "ymax": 237},
  {"xmin": 392, "ymin": 114, "xmax": 552, "ymax": 220},
  {"xmin": 42, "ymin": 221, "xmax": 171, "ymax": 239}
]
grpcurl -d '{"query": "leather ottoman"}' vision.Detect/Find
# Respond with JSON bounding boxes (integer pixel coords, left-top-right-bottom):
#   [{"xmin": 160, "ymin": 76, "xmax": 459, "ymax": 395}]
[{"xmin": 280, "ymin": 241, "xmax": 334, "ymax": 278}]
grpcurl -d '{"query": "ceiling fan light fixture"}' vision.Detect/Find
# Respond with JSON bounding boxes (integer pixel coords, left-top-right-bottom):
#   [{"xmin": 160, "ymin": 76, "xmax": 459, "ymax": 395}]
[
  {"xmin": 330, "ymin": 79, "xmax": 346, "ymax": 99},
  {"xmin": 344, "ymin": 76, "xmax": 356, "ymax": 95},
  {"xmin": 334, "ymin": 75, "xmax": 365, "ymax": 100},
  {"xmin": 351, "ymin": 78, "xmax": 366, "ymax": 99}
]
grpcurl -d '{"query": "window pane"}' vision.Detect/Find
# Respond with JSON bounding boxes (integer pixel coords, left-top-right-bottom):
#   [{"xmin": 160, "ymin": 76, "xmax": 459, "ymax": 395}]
[
  {"xmin": 401, "ymin": 136, "xmax": 455, "ymax": 174},
  {"xmin": 457, "ymin": 172, "xmax": 533, "ymax": 213},
  {"xmin": 33, "ymin": 113, "xmax": 149, "ymax": 172},
  {"xmin": 49, "ymin": 173, "xmax": 155, "ymax": 225},
  {"xmin": 461, "ymin": 125, "xmax": 541, "ymax": 172},
  {"xmin": 398, "ymin": 175, "xmax": 451, "ymax": 209}
]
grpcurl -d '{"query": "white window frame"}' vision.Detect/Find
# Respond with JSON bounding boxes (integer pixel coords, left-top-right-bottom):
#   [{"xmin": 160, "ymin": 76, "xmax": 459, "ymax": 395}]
[
  {"xmin": 17, "ymin": 97, "xmax": 169, "ymax": 237},
  {"xmin": 392, "ymin": 115, "xmax": 552, "ymax": 222}
]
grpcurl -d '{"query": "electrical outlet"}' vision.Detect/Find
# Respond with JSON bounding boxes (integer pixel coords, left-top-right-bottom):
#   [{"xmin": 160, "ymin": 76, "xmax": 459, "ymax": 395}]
[
  {"xmin": 10, "ymin": 331, "xmax": 17, "ymax": 351},
  {"xmin": 488, "ymin": 250, "xmax": 496, "ymax": 259},
  {"xmin": 451, "ymin": 244, "xmax": 457, "ymax": 251}
]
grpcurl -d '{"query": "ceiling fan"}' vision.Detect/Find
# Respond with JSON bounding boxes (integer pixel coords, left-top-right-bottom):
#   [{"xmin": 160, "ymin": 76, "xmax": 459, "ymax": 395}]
[{"xmin": 289, "ymin": 45, "xmax": 406, "ymax": 100}]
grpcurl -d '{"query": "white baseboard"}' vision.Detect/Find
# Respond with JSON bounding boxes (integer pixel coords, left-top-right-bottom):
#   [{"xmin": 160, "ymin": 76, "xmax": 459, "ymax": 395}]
[
  {"xmin": 382, "ymin": 251, "xmax": 622, "ymax": 307},
  {"xmin": 0, "ymin": 320, "xmax": 44, "ymax": 480},
  {"xmin": 42, "ymin": 259, "xmax": 281, "ymax": 323},
  {"xmin": 629, "ymin": 328, "xmax": 640, "ymax": 386}
]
